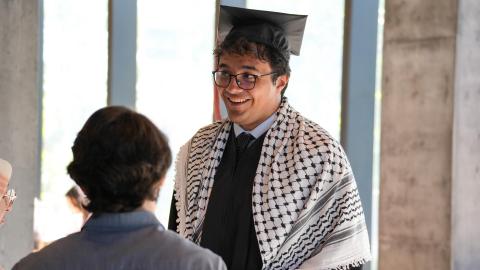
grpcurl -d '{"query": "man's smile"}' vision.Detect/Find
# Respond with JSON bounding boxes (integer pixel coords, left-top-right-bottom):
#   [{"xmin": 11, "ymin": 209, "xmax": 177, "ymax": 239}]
[{"xmin": 227, "ymin": 96, "xmax": 251, "ymax": 104}]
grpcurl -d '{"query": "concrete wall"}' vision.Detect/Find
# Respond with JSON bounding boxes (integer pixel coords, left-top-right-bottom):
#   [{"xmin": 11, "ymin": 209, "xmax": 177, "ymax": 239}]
[
  {"xmin": 451, "ymin": 1, "xmax": 480, "ymax": 269},
  {"xmin": 379, "ymin": 0, "xmax": 457, "ymax": 269},
  {"xmin": 0, "ymin": 0, "xmax": 40, "ymax": 269}
]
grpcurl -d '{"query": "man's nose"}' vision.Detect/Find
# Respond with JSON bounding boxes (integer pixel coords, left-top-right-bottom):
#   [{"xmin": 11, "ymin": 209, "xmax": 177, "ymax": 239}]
[{"xmin": 225, "ymin": 77, "xmax": 243, "ymax": 93}]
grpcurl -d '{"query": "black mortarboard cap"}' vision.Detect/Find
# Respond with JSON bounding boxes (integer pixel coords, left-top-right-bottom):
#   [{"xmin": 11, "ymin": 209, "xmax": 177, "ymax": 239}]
[{"xmin": 218, "ymin": 5, "xmax": 308, "ymax": 56}]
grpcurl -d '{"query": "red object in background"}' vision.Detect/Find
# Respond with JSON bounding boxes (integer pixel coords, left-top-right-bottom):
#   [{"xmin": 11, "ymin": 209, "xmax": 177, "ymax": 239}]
[{"xmin": 213, "ymin": 88, "xmax": 222, "ymax": 121}]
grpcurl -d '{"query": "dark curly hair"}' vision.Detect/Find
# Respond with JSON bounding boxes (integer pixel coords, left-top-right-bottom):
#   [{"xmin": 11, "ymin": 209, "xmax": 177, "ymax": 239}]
[
  {"xmin": 214, "ymin": 36, "xmax": 291, "ymax": 95},
  {"xmin": 67, "ymin": 106, "xmax": 171, "ymax": 213}
]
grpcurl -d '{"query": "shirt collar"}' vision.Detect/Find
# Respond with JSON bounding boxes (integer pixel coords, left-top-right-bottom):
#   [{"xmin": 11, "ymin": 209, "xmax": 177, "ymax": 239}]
[
  {"xmin": 233, "ymin": 113, "xmax": 277, "ymax": 139},
  {"xmin": 82, "ymin": 210, "xmax": 163, "ymax": 232}
]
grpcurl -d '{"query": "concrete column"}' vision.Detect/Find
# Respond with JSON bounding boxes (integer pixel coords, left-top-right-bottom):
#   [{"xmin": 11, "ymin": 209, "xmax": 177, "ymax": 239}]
[
  {"xmin": 341, "ymin": 4, "xmax": 380, "ymax": 268},
  {"xmin": 0, "ymin": 0, "xmax": 41, "ymax": 269},
  {"xmin": 379, "ymin": 0, "xmax": 457, "ymax": 269},
  {"xmin": 451, "ymin": 1, "xmax": 480, "ymax": 269},
  {"xmin": 108, "ymin": 0, "xmax": 137, "ymax": 108}
]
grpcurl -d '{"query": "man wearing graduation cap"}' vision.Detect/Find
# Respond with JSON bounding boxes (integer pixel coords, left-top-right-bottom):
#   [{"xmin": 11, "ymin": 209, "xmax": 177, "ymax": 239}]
[{"xmin": 169, "ymin": 5, "xmax": 371, "ymax": 270}]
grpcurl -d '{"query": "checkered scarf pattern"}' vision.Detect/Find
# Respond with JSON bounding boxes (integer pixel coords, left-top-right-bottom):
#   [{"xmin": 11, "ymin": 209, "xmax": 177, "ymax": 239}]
[{"xmin": 174, "ymin": 98, "xmax": 371, "ymax": 270}]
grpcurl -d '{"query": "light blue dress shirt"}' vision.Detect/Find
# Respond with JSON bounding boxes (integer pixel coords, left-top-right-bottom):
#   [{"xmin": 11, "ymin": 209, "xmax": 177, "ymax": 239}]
[{"xmin": 233, "ymin": 112, "xmax": 277, "ymax": 141}]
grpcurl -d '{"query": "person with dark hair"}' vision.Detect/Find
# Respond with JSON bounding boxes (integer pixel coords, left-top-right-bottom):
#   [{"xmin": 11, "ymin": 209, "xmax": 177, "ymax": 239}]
[
  {"xmin": 65, "ymin": 185, "xmax": 89, "ymax": 223},
  {"xmin": 13, "ymin": 106, "xmax": 226, "ymax": 270},
  {"xmin": 169, "ymin": 6, "xmax": 371, "ymax": 270}
]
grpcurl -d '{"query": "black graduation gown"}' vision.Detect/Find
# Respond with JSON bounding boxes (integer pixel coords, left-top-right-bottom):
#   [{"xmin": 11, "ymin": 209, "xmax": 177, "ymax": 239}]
[
  {"xmin": 169, "ymin": 129, "xmax": 264, "ymax": 269},
  {"xmin": 199, "ymin": 130, "xmax": 265, "ymax": 270}
]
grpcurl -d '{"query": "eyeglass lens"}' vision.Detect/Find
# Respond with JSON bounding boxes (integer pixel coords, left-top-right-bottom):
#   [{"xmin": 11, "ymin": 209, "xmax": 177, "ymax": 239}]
[{"xmin": 214, "ymin": 72, "xmax": 256, "ymax": 90}]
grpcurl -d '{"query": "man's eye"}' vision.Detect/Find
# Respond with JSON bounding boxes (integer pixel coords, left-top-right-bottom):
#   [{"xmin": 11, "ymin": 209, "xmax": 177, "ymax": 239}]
[
  {"xmin": 239, "ymin": 73, "xmax": 256, "ymax": 82},
  {"xmin": 218, "ymin": 71, "xmax": 231, "ymax": 78}
]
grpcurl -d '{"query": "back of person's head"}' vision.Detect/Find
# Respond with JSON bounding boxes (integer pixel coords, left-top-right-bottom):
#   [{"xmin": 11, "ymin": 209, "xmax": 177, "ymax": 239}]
[
  {"xmin": 65, "ymin": 185, "xmax": 88, "ymax": 218},
  {"xmin": 65, "ymin": 186, "xmax": 81, "ymax": 211},
  {"xmin": 67, "ymin": 106, "xmax": 171, "ymax": 213}
]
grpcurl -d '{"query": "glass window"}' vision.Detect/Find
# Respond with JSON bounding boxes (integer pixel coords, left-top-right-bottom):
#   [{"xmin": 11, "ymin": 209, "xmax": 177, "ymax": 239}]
[
  {"xmin": 247, "ymin": 0, "xmax": 345, "ymax": 139},
  {"xmin": 371, "ymin": 0, "xmax": 385, "ymax": 269},
  {"xmin": 137, "ymin": 0, "xmax": 216, "ymax": 225},
  {"xmin": 39, "ymin": 0, "xmax": 108, "ymax": 246}
]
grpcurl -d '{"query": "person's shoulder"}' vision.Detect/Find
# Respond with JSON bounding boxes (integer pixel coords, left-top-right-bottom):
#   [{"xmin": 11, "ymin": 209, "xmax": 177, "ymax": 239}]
[
  {"xmin": 163, "ymin": 230, "xmax": 224, "ymax": 267},
  {"xmin": 294, "ymin": 111, "xmax": 344, "ymax": 151},
  {"xmin": 186, "ymin": 120, "xmax": 229, "ymax": 153},
  {"xmin": 289, "ymin": 110, "xmax": 352, "ymax": 176},
  {"xmin": 12, "ymin": 252, "xmax": 40, "ymax": 270},
  {"xmin": 13, "ymin": 232, "xmax": 82, "ymax": 269},
  {"xmin": 12, "ymin": 253, "xmax": 40, "ymax": 270},
  {"xmin": 149, "ymin": 229, "xmax": 226, "ymax": 270},
  {"xmin": 193, "ymin": 120, "xmax": 228, "ymax": 138}
]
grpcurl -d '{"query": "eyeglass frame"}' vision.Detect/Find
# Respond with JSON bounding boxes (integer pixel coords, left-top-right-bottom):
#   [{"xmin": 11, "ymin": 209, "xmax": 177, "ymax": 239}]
[
  {"xmin": 212, "ymin": 70, "xmax": 277, "ymax": 90},
  {"xmin": 1, "ymin": 189, "xmax": 16, "ymax": 211}
]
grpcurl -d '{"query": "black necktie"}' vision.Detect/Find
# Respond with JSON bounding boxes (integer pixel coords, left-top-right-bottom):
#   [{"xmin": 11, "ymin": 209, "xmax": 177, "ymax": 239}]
[{"xmin": 236, "ymin": 132, "xmax": 255, "ymax": 157}]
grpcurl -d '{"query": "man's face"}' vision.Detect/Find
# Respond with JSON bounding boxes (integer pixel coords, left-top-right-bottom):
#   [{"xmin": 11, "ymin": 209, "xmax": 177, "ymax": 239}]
[{"xmin": 216, "ymin": 53, "xmax": 288, "ymax": 130}]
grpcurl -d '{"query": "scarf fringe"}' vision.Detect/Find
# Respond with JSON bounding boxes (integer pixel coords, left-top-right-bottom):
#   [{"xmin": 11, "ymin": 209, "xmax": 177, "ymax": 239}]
[
  {"xmin": 173, "ymin": 141, "xmax": 190, "ymax": 234},
  {"xmin": 327, "ymin": 257, "xmax": 369, "ymax": 270}
]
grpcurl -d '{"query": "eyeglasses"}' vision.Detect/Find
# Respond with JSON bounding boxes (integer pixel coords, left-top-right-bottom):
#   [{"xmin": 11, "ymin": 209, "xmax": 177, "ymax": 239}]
[
  {"xmin": 0, "ymin": 189, "xmax": 16, "ymax": 225},
  {"xmin": 212, "ymin": 71, "xmax": 276, "ymax": 90},
  {"xmin": 2, "ymin": 189, "xmax": 16, "ymax": 210}
]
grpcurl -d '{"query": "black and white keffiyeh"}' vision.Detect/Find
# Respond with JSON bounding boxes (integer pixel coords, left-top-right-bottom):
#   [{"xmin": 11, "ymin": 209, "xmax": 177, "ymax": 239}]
[{"xmin": 174, "ymin": 98, "xmax": 371, "ymax": 270}]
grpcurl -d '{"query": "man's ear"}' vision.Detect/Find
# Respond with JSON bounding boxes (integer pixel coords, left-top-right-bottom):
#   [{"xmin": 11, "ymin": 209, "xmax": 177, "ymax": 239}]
[
  {"xmin": 158, "ymin": 177, "xmax": 166, "ymax": 188},
  {"xmin": 275, "ymin": 75, "xmax": 289, "ymax": 93}
]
